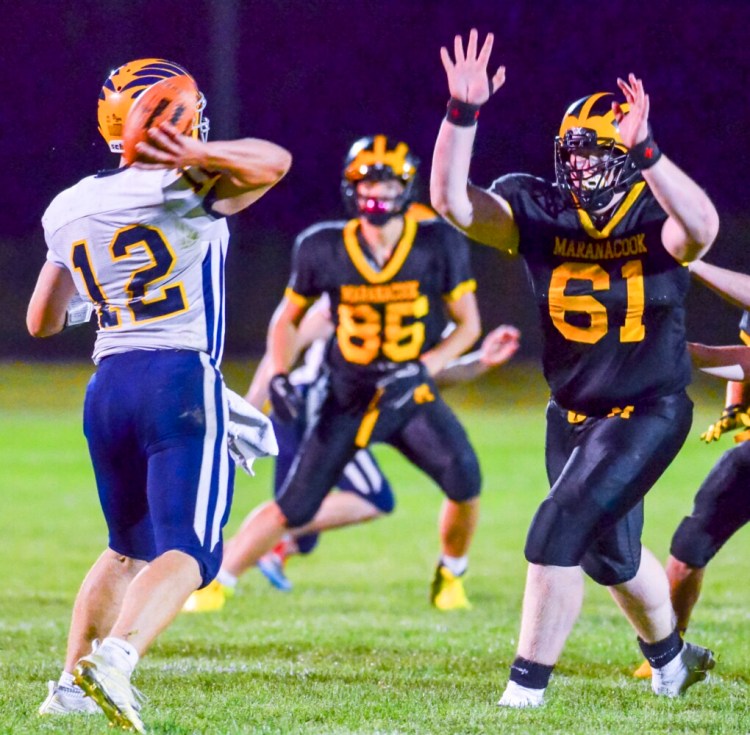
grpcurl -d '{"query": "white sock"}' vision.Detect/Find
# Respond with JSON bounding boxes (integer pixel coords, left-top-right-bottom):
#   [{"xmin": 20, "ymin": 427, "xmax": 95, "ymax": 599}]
[
  {"xmin": 216, "ymin": 568, "xmax": 237, "ymax": 588},
  {"xmin": 98, "ymin": 637, "xmax": 139, "ymax": 676},
  {"xmin": 655, "ymin": 648, "xmax": 684, "ymax": 677},
  {"xmin": 58, "ymin": 671, "xmax": 78, "ymax": 689},
  {"xmin": 440, "ymin": 554, "xmax": 468, "ymax": 577},
  {"xmin": 498, "ymin": 680, "xmax": 546, "ymax": 708}
]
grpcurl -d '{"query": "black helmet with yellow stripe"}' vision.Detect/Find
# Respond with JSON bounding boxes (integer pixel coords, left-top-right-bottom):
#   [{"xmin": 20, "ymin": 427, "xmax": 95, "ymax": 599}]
[
  {"xmin": 554, "ymin": 93, "xmax": 640, "ymax": 211},
  {"xmin": 341, "ymin": 135, "xmax": 419, "ymax": 224}
]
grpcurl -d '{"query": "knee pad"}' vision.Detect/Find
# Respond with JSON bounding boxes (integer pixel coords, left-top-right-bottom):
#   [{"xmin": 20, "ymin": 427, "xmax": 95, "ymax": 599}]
[
  {"xmin": 670, "ymin": 517, "xmax": 714, "ymax": 568},
  {"xmin": 524, "ymin": 497, "xmax": 595, "ymax": 567},
  {"xmin": 441, "ymin": 451, "xmax": 481, "ymax": 502},
  {"xmin": 580, "ymin": 548, "xmax": 641, "ymax": 585},
  {"xmin": 369, "ymin": 479, "xmax": 396, "ymax": 514},
  {"xmin": 295, "ymin": 532, "xmax": 320, "ymax": 555},
  {"xmin": 276, "ymin": 493, "xmax": 320, "ymax": 530}
]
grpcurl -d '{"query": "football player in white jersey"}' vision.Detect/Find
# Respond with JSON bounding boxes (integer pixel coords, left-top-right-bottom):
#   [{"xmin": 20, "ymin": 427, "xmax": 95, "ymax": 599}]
[{"xmin": 28, "ymin": 58, "xmax": 291, "ymax": 731}]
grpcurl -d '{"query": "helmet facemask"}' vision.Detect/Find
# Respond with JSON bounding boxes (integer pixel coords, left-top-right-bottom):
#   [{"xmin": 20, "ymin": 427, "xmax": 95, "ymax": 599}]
[
  {"xmin": 193, "ymin": 92, "xmax": 210, "ymax": 142},
  {"xmin": 554, "ymin": 93, "xmax": 641, "ymax": 212},
  {"xmin": 353, "ymin": 170, "xmax": 412, "ymax": 226},
  {"xmin": 555, "ymin": 128, "xmax": 637, "ymax": 211},
  {"xmin": 341, "ymin": 135, "xmax": 418, "ymax": 225}
]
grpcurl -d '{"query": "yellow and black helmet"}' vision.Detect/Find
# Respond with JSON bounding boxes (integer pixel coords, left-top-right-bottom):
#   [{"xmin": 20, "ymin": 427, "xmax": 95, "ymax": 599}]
[
  {"xmin": 341, "ymin": 135, "xmax": 419, "ymax": 223},
  {"xmin": 554, "ymin": 93, "xmax": 640, "ymax": 211},
  {"xmin": 97, "ymin": 58, "xmax": 208, "ymax": 154}
]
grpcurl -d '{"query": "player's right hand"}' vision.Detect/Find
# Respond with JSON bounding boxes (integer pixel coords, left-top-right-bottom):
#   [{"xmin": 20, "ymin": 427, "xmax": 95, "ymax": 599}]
[
  {"xmin": 700, "ymin": 403, "xmax": 750, "ymax": 443},
  {"xmin": 479, "ymin": 324, "xmax": 521, "ymax": 367},
  {"xmin": 440, "ymin": 28, "xmax": 506, "ymax": 105},
  {"xmin": 269, "ymin": 373, "xmax": 303, "ymax": 423}
]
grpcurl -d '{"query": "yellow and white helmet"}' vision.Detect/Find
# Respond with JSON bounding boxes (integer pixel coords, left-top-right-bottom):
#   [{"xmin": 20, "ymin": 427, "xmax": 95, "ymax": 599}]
[{"xmin": 97, "ymin": 58, "xmax": 208, "ymax": 153}]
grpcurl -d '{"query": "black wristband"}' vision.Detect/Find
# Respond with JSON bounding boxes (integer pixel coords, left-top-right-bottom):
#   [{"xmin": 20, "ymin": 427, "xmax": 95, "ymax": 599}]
[
  {"xmin": 629, "ymin": 134, "xmax": 662, "ymax": 170},
  {"xmin": 446, "ymin": 98, "xmax": 481, "ymax": 127}
]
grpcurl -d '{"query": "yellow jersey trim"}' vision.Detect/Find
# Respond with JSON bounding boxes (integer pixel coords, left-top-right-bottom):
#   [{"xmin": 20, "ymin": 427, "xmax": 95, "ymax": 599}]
[
  {"xmin": 342, "ymin": 216, "xmax": 417, "ymax": 284},
  {"xmin": 284, "ymin": 287, "xmax": 314, "ymax": 308},
  {"xmin": 741, "ymin": 330, "xmax": 750, "ymax": 346},
  {"xmin": 444, "ymin": 279, "xmax": 477, "ymax": 303},
  {"xmin": 576, "ymin": 182, "xmax": 647, "ymax": 239}
]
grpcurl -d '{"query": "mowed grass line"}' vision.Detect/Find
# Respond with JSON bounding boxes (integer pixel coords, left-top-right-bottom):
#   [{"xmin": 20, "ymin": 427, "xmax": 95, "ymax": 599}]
[{"xmin": 1, "ymin": 361, "xmax": 748, "ymax": 734}]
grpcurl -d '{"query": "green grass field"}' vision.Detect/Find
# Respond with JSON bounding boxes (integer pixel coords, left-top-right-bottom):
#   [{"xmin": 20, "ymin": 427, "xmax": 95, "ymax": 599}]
[{"xmin": 1, "ymin": 361, "xmax": 748, "ymax": 734}]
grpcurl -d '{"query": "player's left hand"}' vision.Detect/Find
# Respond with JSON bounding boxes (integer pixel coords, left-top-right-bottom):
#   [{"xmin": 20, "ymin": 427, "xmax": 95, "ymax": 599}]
[
  {"xmin": 613, "ymin": 73, "xmax": 650, "ymax": 148},
  {"xmin": 133, "ymin": 121, "xmax": 205, "ymax": 169},
  {"xmin": 440, "ymin": 28, "xmax": 506, "ymax": 105},
  {"xmin": 479, "ymin": 324, "xmax": 521, "ymax": 367}
]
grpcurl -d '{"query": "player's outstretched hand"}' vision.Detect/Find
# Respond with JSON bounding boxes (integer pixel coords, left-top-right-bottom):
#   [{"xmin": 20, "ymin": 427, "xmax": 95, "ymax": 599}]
[
  {"xmin": 700, "ymin": 403, "xmax": 750, "ymax": 443},
  {"xmin": 613, "ymin": 73, "xmax": 650, "ymax": 148},
  {"xmin": 133, "ymin": 121, "xmax": 205, "ymax": 170},
  {"xmin": 479, "ymin": 324, "xmax": 521, "ymax": 367},
  {"xmin": 440, "ymin": 28, "xmax": 506, "ymax": 105}
]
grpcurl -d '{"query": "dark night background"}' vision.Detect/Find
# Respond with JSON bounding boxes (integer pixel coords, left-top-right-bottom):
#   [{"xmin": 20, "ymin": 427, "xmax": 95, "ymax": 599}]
[{"xmin": 3, "ymin": 0, "xmax": 748, "ymax": 363}]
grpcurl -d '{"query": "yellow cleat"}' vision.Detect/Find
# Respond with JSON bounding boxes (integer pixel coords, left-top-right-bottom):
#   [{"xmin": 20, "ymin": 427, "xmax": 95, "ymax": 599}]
[
  {"xmin": 633, "ymin": 659, "xmax": 652, "ymax": 679},
  {"xmin": 182, "ymin": 580, "xmax": 232, "ymax": 613},
  {"xmin": 430, "ymin": 565, "xmax": 472, "ymax": 610}
]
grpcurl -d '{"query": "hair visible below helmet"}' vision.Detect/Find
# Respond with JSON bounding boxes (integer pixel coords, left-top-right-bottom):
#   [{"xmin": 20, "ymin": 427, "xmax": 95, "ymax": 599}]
[
  {"xmin": 341, "ymin": 135, "xmax": 419, "ymax": 224},
  {"xmin": 97, "ymin": 58, "xmax": 209, "ymax": 154},
  {"xmin": 554, "ymin": 93, "xmax": 640, "ymax": 211}
]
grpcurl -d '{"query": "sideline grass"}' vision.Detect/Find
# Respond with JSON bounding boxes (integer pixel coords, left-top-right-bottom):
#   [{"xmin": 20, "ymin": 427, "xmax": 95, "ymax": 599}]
[{"xmin": 1, "ymin": 361, "xmax": 748, "ymax": 734}]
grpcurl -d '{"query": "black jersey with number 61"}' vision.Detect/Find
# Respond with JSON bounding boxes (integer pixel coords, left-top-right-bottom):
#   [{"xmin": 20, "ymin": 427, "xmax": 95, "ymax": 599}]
[{"xmin": 491, "ymin": 173, "xmax": 691, "ymax": 414}]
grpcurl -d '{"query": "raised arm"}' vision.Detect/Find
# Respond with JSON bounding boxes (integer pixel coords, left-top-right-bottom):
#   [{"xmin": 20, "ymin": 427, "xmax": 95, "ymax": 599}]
[
  {"xmin": 135, "ymin": 122, "xmax": 292, "ymax": 216},
  {"xmin": 613, "ymin": 75, "xmax": 719, "ymax": 263},
  {"xmin": 688, "ymin": 260, "xmax": 750, "ymax": 310},
  {"xmin": 430, "ymin": 29, "xmax": 519, "ymax": 251}
]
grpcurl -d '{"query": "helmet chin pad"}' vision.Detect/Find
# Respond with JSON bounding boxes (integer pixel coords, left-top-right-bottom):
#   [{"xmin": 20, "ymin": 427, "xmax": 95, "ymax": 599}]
[{"xmin": 357, "ymin": 193, "xmax": 408, "ymax": 225}]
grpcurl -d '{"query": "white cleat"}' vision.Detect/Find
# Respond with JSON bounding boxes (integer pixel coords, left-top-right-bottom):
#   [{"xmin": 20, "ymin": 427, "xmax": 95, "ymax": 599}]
[
  {"xmin": 651, "ymin": 642, "xmax": 715, "ymax": 698},
  {"xmin": 73, "ymin": 654, "xmax": 146, "ymax": 733},
  {"xmin": 497, "ymin": 680, "xmax": 545, "ymax": 708},
  {"xmin": 38, "ymin": 680, "xmax": 102, "ymax": 715}
]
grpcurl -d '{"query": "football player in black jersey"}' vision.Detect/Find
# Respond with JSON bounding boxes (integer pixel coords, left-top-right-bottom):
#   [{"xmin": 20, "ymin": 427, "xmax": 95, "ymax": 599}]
[
  {"xmin": 431, "ymin": 29, "xmax": 720, "ymax": 706},
  {"xmin": 634, "ymin": 262, "xmax": 750, "ymax": 678},
  {"xmin": 220, "ymin": 135, "xmax": 486, "ymax": 609}
]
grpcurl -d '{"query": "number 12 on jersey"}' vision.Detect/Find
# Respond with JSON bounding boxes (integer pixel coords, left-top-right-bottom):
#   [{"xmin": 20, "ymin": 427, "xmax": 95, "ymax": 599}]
[{"xmin": 71, "ymin": 224, "xmax": 188, "ymax": 328}]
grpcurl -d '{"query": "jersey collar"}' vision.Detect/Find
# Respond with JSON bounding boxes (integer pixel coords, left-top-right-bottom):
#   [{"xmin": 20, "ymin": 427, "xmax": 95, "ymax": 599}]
[
  {"xmin": 576, "ymin": 182, "xmax": 647, "ymax": 239},
  {"xmin": 342, "ymin": 216, "xmax": 417, "ymax": 284}
]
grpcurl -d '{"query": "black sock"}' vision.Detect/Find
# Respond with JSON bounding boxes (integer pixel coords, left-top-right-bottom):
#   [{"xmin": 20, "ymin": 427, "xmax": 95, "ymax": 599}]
[
  {"xmin": 509, "ymin": 656, "xmax": 554, "ymax": 689},
  {"xmin": 638, "ymin": 629, "xmax": 684, "ymax": 668}
]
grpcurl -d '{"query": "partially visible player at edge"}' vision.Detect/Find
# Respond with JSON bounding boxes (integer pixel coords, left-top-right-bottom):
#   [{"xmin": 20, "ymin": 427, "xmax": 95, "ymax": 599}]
[
  {"xmin": 29, "ymin": 58, "xmax": 291, "ymax": 731},
  {"xmin": 633, "ymin": 261, "xmax": 750, "ymax": 678},
  {"xmin": 205, "ymin": 134, "xmax": 485, "ymax": 611},
  {"xmin": 430, "ymin": 30, "xmax": 720, "ymax": 707}
]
